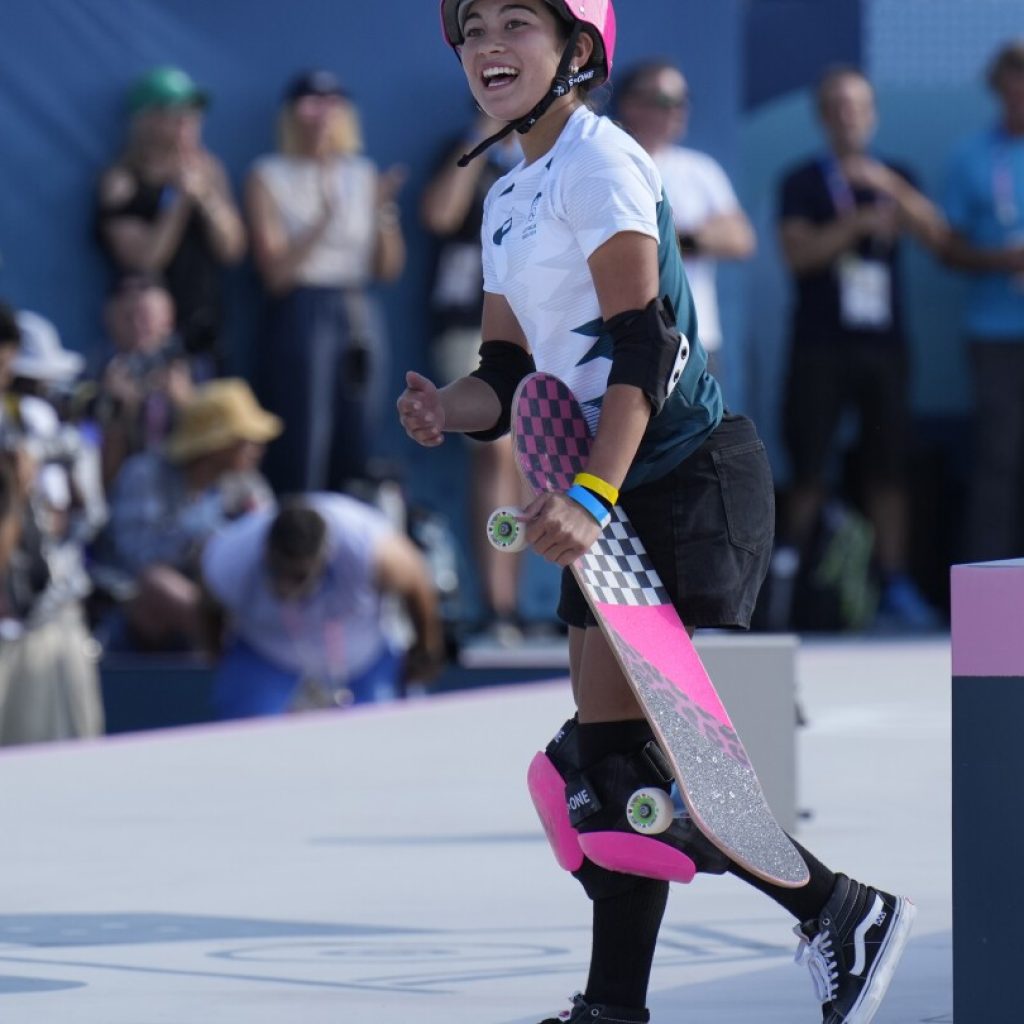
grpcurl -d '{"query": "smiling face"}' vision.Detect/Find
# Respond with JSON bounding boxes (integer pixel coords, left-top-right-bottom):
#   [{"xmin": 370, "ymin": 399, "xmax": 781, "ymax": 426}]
[{"xmin": 457, "ymin": 0, "xmax": 572, "ymax": 122}]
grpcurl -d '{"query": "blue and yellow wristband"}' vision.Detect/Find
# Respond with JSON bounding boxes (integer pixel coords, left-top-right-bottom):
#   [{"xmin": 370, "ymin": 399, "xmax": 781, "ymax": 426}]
[
  {"xmin": 566, "ymin": 484, "xmax": 612, "ymax": 529},
  {"xmin": 573, "ymin": 471, "xmax": 619, "ymax": 508}
]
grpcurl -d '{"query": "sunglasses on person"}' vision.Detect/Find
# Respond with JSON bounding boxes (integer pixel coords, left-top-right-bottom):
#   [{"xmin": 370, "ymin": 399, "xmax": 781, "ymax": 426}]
[{"xmin": 632, "ymin": 92, "xmax": 690, "ymax": 111}]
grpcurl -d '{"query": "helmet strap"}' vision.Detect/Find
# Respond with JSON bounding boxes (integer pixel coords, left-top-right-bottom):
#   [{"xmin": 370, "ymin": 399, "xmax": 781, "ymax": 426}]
[{"xmin": 458, "ymin": 22, "xmax": 595, "ymax": 167}]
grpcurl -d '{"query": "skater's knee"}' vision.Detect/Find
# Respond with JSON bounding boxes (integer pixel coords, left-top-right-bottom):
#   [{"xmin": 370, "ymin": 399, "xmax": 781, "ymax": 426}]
[
  {"xmin": 527, "ymin": 717, "xmax": 588, "ymax": 872},
  {"xmin": 528, "ymin": 749, "xmax": 585, "ymax": 872},
  {"xmin": 526, "ymin": 718, "xmax": 728, "ymax": 892},
  {"xmin": 568, "ymin": 744, "xmax": 730, "ymax": 882},
  {"xmin": 527, "ymin": 736, "xmax": 684, "ymax": 899}
]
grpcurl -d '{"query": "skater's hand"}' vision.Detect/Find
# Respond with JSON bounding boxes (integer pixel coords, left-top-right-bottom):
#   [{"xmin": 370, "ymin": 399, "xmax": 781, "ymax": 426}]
[
  {"xmin": 397, "ymin": 371, "xmax": 445, "ymax": 446},
  {"xmin": 522, "ymin": 490, "xmax": 602, "ymax": 567}
]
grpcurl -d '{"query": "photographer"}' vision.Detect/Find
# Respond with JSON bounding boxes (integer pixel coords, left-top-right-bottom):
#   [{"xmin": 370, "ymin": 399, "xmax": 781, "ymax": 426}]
[{"xmin": 0, "ymin": 303, "xmax": 104, "ymax": 746}]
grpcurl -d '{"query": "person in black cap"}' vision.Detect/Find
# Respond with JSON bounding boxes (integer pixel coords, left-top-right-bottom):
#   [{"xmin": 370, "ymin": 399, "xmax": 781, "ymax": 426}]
[
  {"xmin": 246, "ymin": 70, "xmax": 407, "ymax": 493},
  {"xmin": 96, "ymin": 66, "xmax": 246, "ymax": 378}
]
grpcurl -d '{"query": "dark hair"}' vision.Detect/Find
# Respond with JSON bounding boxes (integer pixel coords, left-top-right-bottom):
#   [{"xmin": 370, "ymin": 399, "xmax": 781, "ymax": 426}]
[
  {"xmin": 0, "ymin": 302, "xmax": 20, "ymax": 348},
  {"xmin": 267, "ymin": 502, "xmax": 328, "ymax": 563},
  {"xmin": 815, "ymin": 64, "xmax": 871, "ymax": 107},
  {"xmin": 988, "ymin": 39, "xmax": 1024, "ymax": 91},
  {"xmin": 615, "ymin": 59, "xmax": 679, "ymax": 101}
]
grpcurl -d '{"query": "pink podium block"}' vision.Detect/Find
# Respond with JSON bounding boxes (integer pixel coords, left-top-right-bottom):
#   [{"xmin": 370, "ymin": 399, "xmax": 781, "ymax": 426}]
[{"xmin": 951, "ymin": 559, "xmax": 1024, "ymax": 677}]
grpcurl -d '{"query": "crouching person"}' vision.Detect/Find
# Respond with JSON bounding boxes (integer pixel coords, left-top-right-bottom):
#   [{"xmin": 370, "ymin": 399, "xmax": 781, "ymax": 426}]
[{"xmin": 199, "ymin": 493, "xmax": 446, "ymax": 718}]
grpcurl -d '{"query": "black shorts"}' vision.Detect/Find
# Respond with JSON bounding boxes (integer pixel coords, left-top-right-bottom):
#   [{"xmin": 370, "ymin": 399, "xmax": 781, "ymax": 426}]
[
  {"xmin": 557, "ymin": 414, "xmax": 775, "ymax": 631},
  {"xmin": 783, "ymin": 341, "xmax": 909, "ymax": 485}
]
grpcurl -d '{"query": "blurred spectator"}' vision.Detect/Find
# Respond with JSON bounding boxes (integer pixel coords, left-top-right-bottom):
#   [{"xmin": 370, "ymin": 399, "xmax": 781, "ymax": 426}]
[
  {"xmin": 942, "ymin": 40, "xmax": 1024, "ymax": 562},
  {"xmin": 246, "ymin": 69, "xmax": 406, "ymax": 494},
  {"xmin": 0, "ymin": 455, "xmax": 20, "ymax": 577},
  {"xmin": 92, "ymin": 274, "xmax": 194, "ymax": 487},
  {"xmin": 775, "ymin": 66, "xmax": 948, "ymax": 630},
  {"xmin": 421, "ymin": 113, "xmax": 526, "ymax": 641},
  {"xmin": 200, "ymin": 493, "xmax": 444, "ymax": 719},
  {"xmin": 0, "ymin": 304, "xmax": 104, "ymax": 746},
  {"xmin": 96, "ymin": 66, "xmax": 246, "ymax": 377},
  {"xmin": 98, "ymin": 378, "xmax": 279, "ymax": 651},
  {"xmin": 10, "ymin": 310, "xmax": 108, "ymax": 556},
  {"xmin": 616, "ymin": 61, "xmax": 755, "ymax": 384}
]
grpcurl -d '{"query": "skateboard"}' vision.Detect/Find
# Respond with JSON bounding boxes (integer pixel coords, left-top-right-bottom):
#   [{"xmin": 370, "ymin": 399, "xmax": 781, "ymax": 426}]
[{"xmin": 494, "ymin": 371, "xmax": 809, "ymax": 887}]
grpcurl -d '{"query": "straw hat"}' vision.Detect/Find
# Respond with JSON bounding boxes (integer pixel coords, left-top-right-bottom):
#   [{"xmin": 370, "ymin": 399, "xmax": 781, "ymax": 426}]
[{"xmin": 165, "ymin": 378, "xmax": 282, "ymax": 462}]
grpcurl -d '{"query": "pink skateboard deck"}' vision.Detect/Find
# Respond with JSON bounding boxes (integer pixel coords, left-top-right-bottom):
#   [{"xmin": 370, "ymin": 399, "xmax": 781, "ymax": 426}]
[{"xmin": 512, "ymin": 372, "xmax": 808, "ymax": 887}]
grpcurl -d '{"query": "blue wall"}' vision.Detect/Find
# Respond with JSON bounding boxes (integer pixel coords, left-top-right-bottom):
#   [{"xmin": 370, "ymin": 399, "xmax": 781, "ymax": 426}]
[
  {"xmin": 0, "ymin": 0, "xmax": 743, "ymax": 393},
  {"xmin": 0, "ymin": 0, "xmax": 745, "ymax": 620}
]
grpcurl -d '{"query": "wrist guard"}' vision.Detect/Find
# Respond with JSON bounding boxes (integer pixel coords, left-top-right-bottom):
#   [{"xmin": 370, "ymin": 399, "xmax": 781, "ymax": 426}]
[
  {"xmin": 467, "ymin": 340, "xmax": 536, "ymax": 441},
  {"xmin": 606, "ymin": 296, "xmax": 690, "ymax": 416}
]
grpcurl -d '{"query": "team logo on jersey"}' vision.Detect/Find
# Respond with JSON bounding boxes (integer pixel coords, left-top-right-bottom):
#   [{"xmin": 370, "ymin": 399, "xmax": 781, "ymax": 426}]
[
  {"xmin": 521, "ymin": 191, "xmax": 542, "ymax": 241},
  {"xmin": 493, "ymin": 216, "xmax": 513, "ymax": 246}
]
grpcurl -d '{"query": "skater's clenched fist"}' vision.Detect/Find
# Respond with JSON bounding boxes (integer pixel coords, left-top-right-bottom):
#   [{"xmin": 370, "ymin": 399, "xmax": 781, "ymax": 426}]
[
  {"xmin": 522, "ymin": 490, "xmax": 603, "ymax": 567},
  {"xmin": 397, "ymin": 371, "xmax": 446, "ymax": 447}
]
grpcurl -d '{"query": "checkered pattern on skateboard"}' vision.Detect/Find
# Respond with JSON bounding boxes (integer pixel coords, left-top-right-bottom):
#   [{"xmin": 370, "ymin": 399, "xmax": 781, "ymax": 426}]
[
  {"xmin": 582, "ymin": 514, "xmax": 670, "ymax": 607},
  {"xmin": 514, "ymin": 375, "xmax": 590, "ymax": 494},
  {"xmin": 514, "ymin": 375, "xmax": 670, "ymax": 608}
]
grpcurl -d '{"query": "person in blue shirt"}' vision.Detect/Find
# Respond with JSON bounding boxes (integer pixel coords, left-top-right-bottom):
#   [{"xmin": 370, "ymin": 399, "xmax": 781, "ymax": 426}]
[{"xmin": 943, "ymin": 40, "xmax": 1024, "ymax": 562}]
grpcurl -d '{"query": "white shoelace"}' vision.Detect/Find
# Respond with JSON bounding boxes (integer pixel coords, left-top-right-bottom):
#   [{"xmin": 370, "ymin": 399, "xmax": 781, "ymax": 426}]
[{"xmin": 793, "ymin": 924, "xmax": 840, "ymax": 1003}]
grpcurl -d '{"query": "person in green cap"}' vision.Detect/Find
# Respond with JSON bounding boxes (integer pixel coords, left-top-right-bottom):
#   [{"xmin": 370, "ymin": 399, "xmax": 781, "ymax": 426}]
[{"xmin": 96, "ymin": 66, "xmax": 246, "ymax": 378}]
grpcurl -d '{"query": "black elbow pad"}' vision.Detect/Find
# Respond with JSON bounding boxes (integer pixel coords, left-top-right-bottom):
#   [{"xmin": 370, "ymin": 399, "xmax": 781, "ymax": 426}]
[
  {"xmin": 467, "ymin": 340, "xmax": 536, "ymax": 441},
  {"xmin": 606, "ymin": 296, "xmax": 690, "ymax": 415}
]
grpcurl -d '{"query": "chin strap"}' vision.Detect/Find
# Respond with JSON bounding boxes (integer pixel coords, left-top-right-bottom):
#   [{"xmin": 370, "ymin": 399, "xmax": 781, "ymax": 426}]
[{"xmin": 458, "ymin": 22, "xmax": 595, "ymax": 167}]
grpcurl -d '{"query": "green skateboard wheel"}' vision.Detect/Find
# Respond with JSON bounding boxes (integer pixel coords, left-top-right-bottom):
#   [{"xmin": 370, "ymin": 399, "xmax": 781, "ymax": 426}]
[
  {"xmin": 486, "ymin": 507, "xmax": 525, "ymax": 553},
  {"xmin": 626, "ymin": 788, "xmax": 675, "ymax": 835}
]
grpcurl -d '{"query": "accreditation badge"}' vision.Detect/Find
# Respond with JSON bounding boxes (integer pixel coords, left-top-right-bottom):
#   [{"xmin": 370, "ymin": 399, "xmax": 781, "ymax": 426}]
[{"xmin": 838, "ymin": 256, "xmax": 893, "ymax": 329}]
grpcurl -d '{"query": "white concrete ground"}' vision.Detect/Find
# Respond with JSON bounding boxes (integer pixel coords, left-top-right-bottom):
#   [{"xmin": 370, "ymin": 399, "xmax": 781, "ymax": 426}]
[{"xmin": 0, "ymin": 637, "xmax": 951, "ymax": 1023}]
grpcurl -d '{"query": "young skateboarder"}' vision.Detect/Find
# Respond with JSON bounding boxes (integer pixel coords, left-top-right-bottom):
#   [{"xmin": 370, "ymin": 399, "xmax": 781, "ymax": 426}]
[{"xmin": 396, "ymin": 3, "xmax": 915, "ymax": 1020}]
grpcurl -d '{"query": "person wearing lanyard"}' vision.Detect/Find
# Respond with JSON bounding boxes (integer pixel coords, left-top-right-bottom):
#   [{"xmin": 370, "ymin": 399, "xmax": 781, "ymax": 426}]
[
  {"xmin": 942, "ymin": 40, "xmax": 1024, "ymax": 563},
  {"xmin": 775, "ymin": 66, "xmax": 948, "ymax": 630}
]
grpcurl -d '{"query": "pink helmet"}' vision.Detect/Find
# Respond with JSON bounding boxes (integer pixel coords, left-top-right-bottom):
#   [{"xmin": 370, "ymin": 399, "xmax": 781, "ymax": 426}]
[{"xmin": 440, "ymin": 0, "xmax": 617, "ymax": 85}]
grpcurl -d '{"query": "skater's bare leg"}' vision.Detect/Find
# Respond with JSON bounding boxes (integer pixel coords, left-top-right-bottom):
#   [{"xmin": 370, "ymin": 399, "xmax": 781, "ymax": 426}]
[
  {"xmin": 573, "ymin": 623, "xmax": 662, "ymax": 723},
  {"xmin": 568, "ymin": 626, "xmax": 585, "ymax": 706}
]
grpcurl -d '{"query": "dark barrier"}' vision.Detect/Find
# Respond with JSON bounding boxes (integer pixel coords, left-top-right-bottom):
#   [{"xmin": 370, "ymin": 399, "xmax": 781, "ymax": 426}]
[{"xmin": 951, "ymin": 559, "xmax": 1024, "ymax": 1023}]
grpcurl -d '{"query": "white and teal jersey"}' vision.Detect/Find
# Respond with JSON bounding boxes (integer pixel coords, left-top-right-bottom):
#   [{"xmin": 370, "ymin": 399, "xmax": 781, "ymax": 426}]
[{"xmin": 481, "ymin": 106, "xmax": 722, "ymax": 490}]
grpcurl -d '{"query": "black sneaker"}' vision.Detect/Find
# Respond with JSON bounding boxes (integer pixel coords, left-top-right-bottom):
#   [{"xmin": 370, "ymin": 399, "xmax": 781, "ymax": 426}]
[
  {"xmin": 538, "ymin": 992, "xmax": 649, "ymax": 1023},
  {"xmin": 793, "ymin": 874, "xmax": 916, "ymax": 1023}
]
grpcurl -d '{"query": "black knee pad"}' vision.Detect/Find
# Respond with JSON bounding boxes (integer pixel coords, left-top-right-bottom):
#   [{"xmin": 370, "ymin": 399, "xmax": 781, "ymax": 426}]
[
  {"xmin": 567, "ymin": 743, "xmax": 731, "ymax": 880},
  {"xmin": 528, "ymin": 717, "xmax": 728, "ymax": 902}
]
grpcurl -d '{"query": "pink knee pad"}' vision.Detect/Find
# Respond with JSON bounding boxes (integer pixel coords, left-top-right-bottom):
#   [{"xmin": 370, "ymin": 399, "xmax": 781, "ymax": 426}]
[
  {"xmin": 527, "ymin": 752, "xmax": 584, "ymax": 872},
  {"xmin": 578, "ymin": 832, "xmax": 697, "ymax": 884}
]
